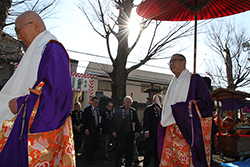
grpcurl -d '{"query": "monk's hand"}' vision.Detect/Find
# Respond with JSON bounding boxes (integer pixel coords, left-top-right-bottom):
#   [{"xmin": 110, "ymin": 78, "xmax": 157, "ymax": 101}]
[
  {"xmin": 144, "ymin": 131, "xmax": 150, "ymax": 138},
  {"xmin": 9, "ymin": 98, "xmax": 18, "ymax": 114}
]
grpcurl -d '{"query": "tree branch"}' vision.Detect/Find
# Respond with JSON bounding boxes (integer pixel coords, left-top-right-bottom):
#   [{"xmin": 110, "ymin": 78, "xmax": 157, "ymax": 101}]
[
  {"xmin": 106, "ymin": 33, "xmax": 114, "ymax": 63},
  {"xmin": 128, "ymin": 21, "xmax": 193, "ymax": 73},
  {"xmin": 78, "ymin": 4, "xmax": 105, "ymax": 38}
]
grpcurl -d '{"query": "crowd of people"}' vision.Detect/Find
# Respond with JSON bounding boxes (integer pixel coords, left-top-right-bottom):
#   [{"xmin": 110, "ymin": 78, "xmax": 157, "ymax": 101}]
[
  {"xmin": 71, "ymin": 96, "xmax": 141, "ymax": 166},
  {"xmin": 0, "ymin": 10, "xmax": 215, "ymax": 167},
  {"xmin": 71, "ymin": 53, "xmax": 214, "ymax": 167},
  {"xmin": 71, "ymin": 95, "xmax": 162, "ymax": 167}
]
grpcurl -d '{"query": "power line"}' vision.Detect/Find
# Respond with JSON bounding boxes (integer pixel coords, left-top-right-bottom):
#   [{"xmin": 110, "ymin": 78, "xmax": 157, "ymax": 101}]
[
  {"xmin": 68, "ymin": 49, "xmax": 250, "ymax": 81},
  {"xmin": 67, "ymin": 49, "xmax": 170, "ymax": 70}
]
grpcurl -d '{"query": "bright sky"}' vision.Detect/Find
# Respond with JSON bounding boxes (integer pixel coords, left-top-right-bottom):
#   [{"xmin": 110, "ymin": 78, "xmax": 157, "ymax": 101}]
[{"xmin": 5, "ymin": 0, "xmax": 250, "ymax": 77}]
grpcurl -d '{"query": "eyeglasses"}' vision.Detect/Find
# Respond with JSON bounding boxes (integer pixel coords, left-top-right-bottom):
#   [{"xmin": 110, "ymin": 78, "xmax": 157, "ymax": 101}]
[
  {"xmin": 168, "ymin": 58, "xmax": 184, "ymax": 65},
  {"xmin": 15, "ymin": 21, "xmax": 33, "ymax": 35}
]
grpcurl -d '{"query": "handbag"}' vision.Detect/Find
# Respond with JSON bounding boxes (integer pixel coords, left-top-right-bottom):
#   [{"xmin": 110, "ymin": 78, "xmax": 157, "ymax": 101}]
[
  {"xmin": 189, "ymin": 100, "xmax": 212, "ymax": 167},
  {"xmin": 0, "ymin": 81, "xmax": 75, "ymax": 166}
]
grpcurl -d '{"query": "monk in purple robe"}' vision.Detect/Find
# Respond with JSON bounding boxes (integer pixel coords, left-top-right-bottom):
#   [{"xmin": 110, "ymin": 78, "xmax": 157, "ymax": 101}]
[
  {"xmin": 0, "ymin": 11, "xmax": 74, "ymax": 166},
  {"xmin": 159, "ymin": 54, "xmax": 213, "ymax": 167}
]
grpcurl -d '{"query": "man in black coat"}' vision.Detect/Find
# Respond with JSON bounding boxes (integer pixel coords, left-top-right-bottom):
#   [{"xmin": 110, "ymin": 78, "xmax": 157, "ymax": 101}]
[
  {"xmin": 71, "ymin": 102, "xmax": 84, "ymax": 154},
  {"xmin": 83, "ymin": 96, "xmax": 102, "ymax": 165},
  {"xmin": 100, "ymin": 101, "xmax": 113, "ymax": 161},
  {"xmin": 143, "ymin": 94, "xmax": 163, "ymax": 167},
  {"xmin": 113, "ymin": 96, "xmax": 140, "ymax": 167}
]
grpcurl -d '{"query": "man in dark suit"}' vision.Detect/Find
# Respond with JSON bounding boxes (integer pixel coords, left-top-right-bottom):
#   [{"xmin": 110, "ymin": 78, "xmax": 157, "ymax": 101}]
[
  {"xmin": 113, "ymin": 96, "xmax": 140, "ymax": 167},
  {"xmin": 71, "ymin": 102, "xmax": 84, "ymax": 154},
  {"xmin": 83, "ymin": 96, "xmax": 102, "ymax": 165},
  {"xmin": 100, "ymin": 101, "xmax": 113, "ymax": 161},
  {"xmin": 143, "ymin": 94, "xmax": 163, "ymax": 167}
]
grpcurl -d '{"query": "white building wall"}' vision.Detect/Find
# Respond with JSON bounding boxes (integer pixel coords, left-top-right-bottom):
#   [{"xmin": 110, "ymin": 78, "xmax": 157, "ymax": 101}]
[
  {"xmin": 81, "ymin": 77, "xmax": 166, "ymax": 106},
  {"xmin": 83, "ymin": 92, "xmax": 90, "ymax": 109},
  {"xmin": 126, "ymin": 80, "xmax": 148, "ymax": 103}
]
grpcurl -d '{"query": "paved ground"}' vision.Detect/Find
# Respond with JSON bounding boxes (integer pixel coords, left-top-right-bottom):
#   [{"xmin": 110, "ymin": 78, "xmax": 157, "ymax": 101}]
[
  {"xmin": 212, "ymin": 154, "xmax": 236, "ymax": 167},
  {"xmin": 75, "ymin": 146, "xmax": 238, "ymax": 167}
]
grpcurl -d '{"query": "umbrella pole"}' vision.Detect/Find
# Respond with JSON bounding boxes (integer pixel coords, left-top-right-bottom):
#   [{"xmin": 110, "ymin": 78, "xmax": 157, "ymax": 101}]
[{"xmin": 194, "ymin": 15, "xmax": 197, "ymax": 73}]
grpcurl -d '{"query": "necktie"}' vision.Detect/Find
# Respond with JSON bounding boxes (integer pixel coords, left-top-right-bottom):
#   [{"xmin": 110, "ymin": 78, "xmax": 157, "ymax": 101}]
[{"xmin": 94, "ymin": 108, "xmax": 98, "ymax": 127}]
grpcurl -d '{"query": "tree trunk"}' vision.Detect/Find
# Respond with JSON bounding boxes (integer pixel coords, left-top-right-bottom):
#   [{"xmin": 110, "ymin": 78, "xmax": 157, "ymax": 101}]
[
  {"xmin": 110, "ymin": 64, "xmax": 128, "ymax": 100},
  {"xmin": 110, "ymin": 30, "xmax": 129, "ymax": 100},
  {"xmin": 0, "ymin": 0, "xmax": 12, "ymax": 36},
  {"xmin": 108, "ymin": 0, "xmax": 132, "ymax": 100},
  {"xmin": 224, "ymin": 46, "xmax": 234, "ymax": 89}
]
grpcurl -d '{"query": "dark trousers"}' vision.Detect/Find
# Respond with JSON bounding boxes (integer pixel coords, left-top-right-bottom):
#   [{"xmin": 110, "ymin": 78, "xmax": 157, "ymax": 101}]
[
  {"xmin": 143, "ymin": 138, "xmax": 159, "ymax": 167},
  {"xmin": 84, "ymin": 131, "xmax": 100, "ymax": 161},
  {"xmin": 114, "ymin": 132, "xmax": 134, "ymax": 167},
  {"xmin": 73, "ymin": 131, "xmax": 83, "ymax": 153},
  {"xmin": 101, "ymin": 133, "xmax": 110, "ymax": 157}
]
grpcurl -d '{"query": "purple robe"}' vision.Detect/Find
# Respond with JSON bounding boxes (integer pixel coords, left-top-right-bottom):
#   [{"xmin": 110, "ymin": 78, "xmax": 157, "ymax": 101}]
[
  {"xmin": 157, "ymin": 122, "xmax": 165, "ymax": 162},
  {"xmin": 0, "ymin": 42, "xmax": 72, "ymax": 166},
  {"xmin": 158, "ymin": 73, "xmax": 213, "ymax": 167}
]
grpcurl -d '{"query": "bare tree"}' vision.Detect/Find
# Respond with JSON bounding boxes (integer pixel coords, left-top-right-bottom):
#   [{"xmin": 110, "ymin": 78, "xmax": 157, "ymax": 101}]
[
  {"xmin": 1, "ymin": 0, "xmax": 57, "ymax": 35},
  {"xmin": 205, "ymin": 20, "xmax": 250, "ymax": 90},
  {"xmin": 0, "ymin": 0, "xmax": 58, "ymax": 89},
  {"xmin": 0, "ymin": 0, "xmax": 12, "ymax": 36},
  {"xmin": 0, "ymin": 0, "xmax": 58, "ymax": 62},
  {"xmin": 78, "ymin": 0, "xmax": 195, "ymax": 100}
]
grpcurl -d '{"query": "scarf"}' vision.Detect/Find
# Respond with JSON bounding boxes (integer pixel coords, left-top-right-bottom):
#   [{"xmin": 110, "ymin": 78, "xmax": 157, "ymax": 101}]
[{"xmin": 161, "ymin": 69, "xmax": 191, "ymax": 127}]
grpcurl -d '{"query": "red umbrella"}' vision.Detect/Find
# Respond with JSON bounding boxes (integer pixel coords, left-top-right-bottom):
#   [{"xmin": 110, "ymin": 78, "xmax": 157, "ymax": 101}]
[{"xmin": 136, "ymin": 0, "xmax": 250, "ymax": 72}]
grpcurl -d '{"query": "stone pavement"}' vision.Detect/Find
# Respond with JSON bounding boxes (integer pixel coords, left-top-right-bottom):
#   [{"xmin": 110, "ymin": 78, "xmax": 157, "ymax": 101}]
[
  {"xmin": 75, "ymin": 147, "xmax": 237, "ymax": 167},
  {"xmin": 75, "ymin": 148, "xmax": 144, "ymax": 167}
]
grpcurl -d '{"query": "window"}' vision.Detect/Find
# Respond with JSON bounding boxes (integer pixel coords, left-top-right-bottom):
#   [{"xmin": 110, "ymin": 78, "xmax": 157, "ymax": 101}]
[{"xmin": 98, "ymin": 80, "xmax": 112, "ymax": 91}]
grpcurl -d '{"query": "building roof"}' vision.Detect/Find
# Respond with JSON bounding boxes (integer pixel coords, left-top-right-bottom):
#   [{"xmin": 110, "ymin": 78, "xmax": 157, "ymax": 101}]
[
  {"xmin": 84, "ymin": 62, "xmax": 173, "ymax": 85},
  {"xmin": 211, "ymin": 88, "xmax": 250, "ymax": 101}
]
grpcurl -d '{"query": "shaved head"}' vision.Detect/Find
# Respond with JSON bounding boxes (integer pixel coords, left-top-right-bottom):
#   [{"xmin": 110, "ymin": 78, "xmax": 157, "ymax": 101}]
[
  {"xmin": 15, "ymin": 11, "xmax": 46, "ymax": 47},
  {"xmin": 16, "ymin": 11, "xmax": 46, "ymax": 30}
]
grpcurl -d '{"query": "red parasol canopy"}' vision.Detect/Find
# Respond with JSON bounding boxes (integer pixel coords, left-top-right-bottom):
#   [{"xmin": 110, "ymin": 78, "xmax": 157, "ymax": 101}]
[{"xmin": 136, "ymin": 0, "xmax": 250, "ymax": 72}]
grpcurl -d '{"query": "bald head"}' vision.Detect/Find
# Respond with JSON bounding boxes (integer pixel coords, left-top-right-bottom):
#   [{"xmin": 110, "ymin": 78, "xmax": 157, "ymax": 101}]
[
  {"xmin": 15, "ymin": 11, "xmax": 46, "ymax": 47},
  {"xmin": 16, "ymin": 11, "xmax": 46, "ymax": 29},
  {"xmin": 153, "ymin": 94, "xmax": 163, "ymax": 108}
]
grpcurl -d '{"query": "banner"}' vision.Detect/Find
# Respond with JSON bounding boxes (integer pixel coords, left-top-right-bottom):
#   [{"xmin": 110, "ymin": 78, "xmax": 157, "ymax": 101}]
[
  {"xmin": 71, "ymin": 72, "xmax": 97, "ymax": 93},
  {"xmin": 71, "ymin": 75, "xmax": 90, "ymax": 92}
]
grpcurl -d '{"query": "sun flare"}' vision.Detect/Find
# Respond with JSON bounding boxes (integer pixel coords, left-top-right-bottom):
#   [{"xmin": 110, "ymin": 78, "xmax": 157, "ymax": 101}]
[{"xmin": 128, "ymin": 14, "xmax": 141, "ymax": 45}]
